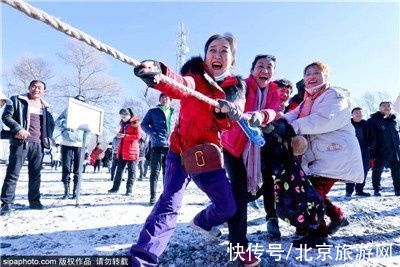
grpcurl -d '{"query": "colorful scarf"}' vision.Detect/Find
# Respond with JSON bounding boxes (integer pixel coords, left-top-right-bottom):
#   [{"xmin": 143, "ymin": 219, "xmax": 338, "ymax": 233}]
[{"xmin": 243, "ymin": 85, "xmax": 268, "ymax": 195}]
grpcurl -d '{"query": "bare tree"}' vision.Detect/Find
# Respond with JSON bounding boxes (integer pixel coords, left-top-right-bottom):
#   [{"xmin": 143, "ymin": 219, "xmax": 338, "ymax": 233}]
[
  {"xmin": 122, "ymin": 90, "xmax": 159, "ymax": 118},
  {"xmin": 5, "ymin": 54, "xmax": 53, "ymax": 95},
  {"xmin": 56, "ymin": 40, "xmax": 121, "ymax": 104},
  {"xmin": 56, "ymin": 40, "xmax": 122, "ymax": 141},
  {"xmin": 353, "ymin": 90, "xmax": 393, "ymax": 117}
]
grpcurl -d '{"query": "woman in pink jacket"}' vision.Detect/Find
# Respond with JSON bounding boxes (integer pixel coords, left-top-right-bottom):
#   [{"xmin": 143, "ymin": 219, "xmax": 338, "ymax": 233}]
[{"xmin": 221, "ymin": 54, "xmax": 280, "ymax": 266}]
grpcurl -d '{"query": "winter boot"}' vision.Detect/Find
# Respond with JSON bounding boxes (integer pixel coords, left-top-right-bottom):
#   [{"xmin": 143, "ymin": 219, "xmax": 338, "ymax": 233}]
[
  {"xmin": 0, "ymin": 204, "xmax": 12, "ymax": 216},
  {"xmin": 29, "ymin": 201, "xmax": 44, "ymax": 210},
  {"xmin": 71, "ymin": 182, "xmax": 78, "ymax": 199},
  {"xmin": 62, "ymin": 182, "xmax": 70, "ymax": 199},
  {"xmin": 125, "ymin": 186, "xmax": 133, "ymax": 196},
  {"xmin": 327, "ymin": 217, "xmax": 349, "ymax": 235},
  {"xmin": 266, "ymin": 217, "xmax": 281, "ymax": 241}
]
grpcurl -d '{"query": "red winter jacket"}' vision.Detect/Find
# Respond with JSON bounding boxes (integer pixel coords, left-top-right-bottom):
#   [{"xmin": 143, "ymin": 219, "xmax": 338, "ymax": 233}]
[
  {"xmin": 117, "ymin": 117, "xmax": 141, "ymax": 161},
  {"xmin": 152, "ymin": 57, "xmax": 246, "ymax": 154},
  {"xmin": 221, "ymin": 74, "xmax": 280, "ymax": 157}
]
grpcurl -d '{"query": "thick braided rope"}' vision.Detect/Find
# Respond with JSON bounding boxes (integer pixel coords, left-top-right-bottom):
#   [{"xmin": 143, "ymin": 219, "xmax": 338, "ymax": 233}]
[{"xmin": 1, "ymin": 0, "xmax": 219, "ymax": 107}]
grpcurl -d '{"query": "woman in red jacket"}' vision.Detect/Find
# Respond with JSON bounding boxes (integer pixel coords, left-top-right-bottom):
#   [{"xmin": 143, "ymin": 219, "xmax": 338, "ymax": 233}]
[
  {"xmin": 108, "ymin": 108, "xmax": 141, "ymax": 195},
  {"xmin": 91, "ymin": 143, "xmax": 104, "ymax": 173},
  {"xmin": 130, "ymin": 33, "xmax": 246, "ymax": 266}
]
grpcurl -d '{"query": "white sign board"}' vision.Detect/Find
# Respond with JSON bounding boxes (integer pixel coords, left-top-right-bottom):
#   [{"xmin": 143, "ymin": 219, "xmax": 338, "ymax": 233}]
[{"xmin": 66, "ymin": 98, "xmax": 104, "ymax": 135}]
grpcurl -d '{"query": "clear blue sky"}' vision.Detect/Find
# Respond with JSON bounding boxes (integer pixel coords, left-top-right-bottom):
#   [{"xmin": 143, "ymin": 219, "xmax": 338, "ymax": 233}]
[{"xmin": 1, "ymin": 0, "xmax": 399, "ymax": 100}]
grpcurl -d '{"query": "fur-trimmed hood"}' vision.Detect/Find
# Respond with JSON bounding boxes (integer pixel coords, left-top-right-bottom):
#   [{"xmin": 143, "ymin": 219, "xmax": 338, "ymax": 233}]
[{"xmin": 180, "ymin": 56, "xmax": 205, "ymax": 76}]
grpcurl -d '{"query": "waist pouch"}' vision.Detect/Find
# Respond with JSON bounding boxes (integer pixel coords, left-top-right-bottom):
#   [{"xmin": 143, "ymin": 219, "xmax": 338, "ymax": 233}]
[{"xmin": 181, "ymin": 143, "xmax": 223, "ymax": 175}]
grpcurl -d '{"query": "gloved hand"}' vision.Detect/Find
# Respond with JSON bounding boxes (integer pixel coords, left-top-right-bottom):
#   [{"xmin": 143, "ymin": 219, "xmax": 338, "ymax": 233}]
[
  {"xmin": 248, "ymin": 111, "xmax": 265, "ymax": 127},
  {"xmin": 262, "ymin": 118, "xmax": 295, "ymax": 139},
  {"xmin": 217, "ymin": 99, "xmax": 242, "ymax": 121},
  {"xmin": 134, "ymin": 60, "xmax": 162, "ymax": 87},
  {"xmin": 291, "ymin": 135, "xmax": 308, "ymax": 156}
]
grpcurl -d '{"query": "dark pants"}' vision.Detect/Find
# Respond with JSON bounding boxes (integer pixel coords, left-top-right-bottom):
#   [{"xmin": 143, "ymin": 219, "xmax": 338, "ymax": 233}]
[
  {"xmin": 110, "ymin": 154, "xmax": 118, "ymax": 180},
  {"xmin": 138, "ymin": 158, "xmax": 149, "ymax": 179},
  {"xmin": 309, "ymin": 177, "xmax": 343, "ymax": 237},
  {"xmin": 111, "ymin": 159, "xmax": 137, "ymax": 192},
  {"xmin": 83, "ymin": 163, "xmax": 88, "ymax": 173},
  {"xmin": 1, "ymin": 142, "xmax": 43, "ymax": 204},
  {"xmin": 52, "ymin": 160, "xmax": 61, "ymax": 170},
  {"xmin": 346, "ymin": 149, "xmax": 370, "ymax": 194},
  {"xmin": 130, "ymin": 152, "xmax": 236, "ymax": 266},
  {"xmin": 61, "ymin": 145, "xmax": 82, "ymax": 184},
  {"xmin": 372, "ymin": 159, "xmax": 400, "ymax": 193},
  {"xmin": 149, "ymin": 147, "xmax": 168, "ymax": 200},
  {"xmin": 223, "ymin": 149, "xmax": 262, "ymax": 247},
  {"xmin": 93, "ymin": 160, "xmax": 101, "ymax": 173}
]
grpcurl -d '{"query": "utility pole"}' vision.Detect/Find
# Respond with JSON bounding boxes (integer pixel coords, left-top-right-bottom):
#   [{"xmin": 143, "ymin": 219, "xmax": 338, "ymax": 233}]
[{"xmin": 176, "ymin": 22, "xmax": 189, "ymax": 72}]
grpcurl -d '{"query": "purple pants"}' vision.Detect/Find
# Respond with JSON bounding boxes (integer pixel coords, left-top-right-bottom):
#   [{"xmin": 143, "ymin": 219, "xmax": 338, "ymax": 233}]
[{"xmin": 130, "ymin": 151, "xmax": 236, "ymax": 266}]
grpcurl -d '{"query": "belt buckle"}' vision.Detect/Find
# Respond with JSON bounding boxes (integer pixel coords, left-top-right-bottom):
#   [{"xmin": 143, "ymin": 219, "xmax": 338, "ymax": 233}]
[{"xmin": 194, "ymin": 151, "xmax": 205, "ymax": 167}]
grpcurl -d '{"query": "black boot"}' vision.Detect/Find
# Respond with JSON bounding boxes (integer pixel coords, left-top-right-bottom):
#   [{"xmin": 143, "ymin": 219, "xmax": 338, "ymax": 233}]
[
  {"xmin": 71, "ymin": 182, "xmax": 78, "ymax": 199},
  {"xmin": 125, "ymin": 187, "xmax": 132, "ymax": 196},
  {"xmin": 62, "ymin": 182, "xmax": 70, "ymax": 199}
]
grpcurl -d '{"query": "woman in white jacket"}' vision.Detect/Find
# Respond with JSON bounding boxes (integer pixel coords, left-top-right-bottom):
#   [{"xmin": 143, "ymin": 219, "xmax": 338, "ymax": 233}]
[{"xmin": 284, "ymin": 61, "xmax": 363, "ymax": 247}]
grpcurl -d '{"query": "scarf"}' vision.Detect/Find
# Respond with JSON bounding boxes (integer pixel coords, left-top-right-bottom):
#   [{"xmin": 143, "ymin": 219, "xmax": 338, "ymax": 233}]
[
  {"xmin": 298, "ymin": 83, "xmax": 329, "ymax": 119},
  {"xmin": 242, "ymin": 85, "xmax": 268, "ymax": 195},
  {"xmin": 214, "ymin": 69, "xmax": 231, "ymax": 82}
]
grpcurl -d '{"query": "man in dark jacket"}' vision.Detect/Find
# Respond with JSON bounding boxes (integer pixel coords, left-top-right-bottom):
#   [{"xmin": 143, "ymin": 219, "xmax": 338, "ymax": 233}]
[
  {"xmin": 368, "ymin": 101, "xmax": 400, "ymax": 196},
  {"xmin": 346, "ymin": 107, "xmax": 372, "ymax": 197},
  {"xmin": 285, "ymin": 79, "xmax": 305, "ymax": 112},
  {"xmin": 1, "ymin": 80, "xmax": 55, "ymax": 215},
  {"xmin": 141, "ymin": 93, "xmax": 173, "ymax": 205}
]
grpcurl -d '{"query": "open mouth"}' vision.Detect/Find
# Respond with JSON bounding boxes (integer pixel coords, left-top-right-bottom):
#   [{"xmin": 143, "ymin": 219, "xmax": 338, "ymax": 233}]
[
  {"xmin": 307, "ymin": 80, "xmax": 319, "ymax": 86},
  {"xmin": 212, "ymin": 62, "xmax": 222, "ymax": 70},
  {"xmin": 258, "ymin": 75, "xmax": 269, "ymax": 81}
]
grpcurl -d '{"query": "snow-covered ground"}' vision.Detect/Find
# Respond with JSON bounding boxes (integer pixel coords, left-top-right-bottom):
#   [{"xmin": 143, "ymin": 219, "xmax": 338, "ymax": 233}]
[{"xmin": 1, "ymin": 164, "xmax": 399, "ymax": 266}]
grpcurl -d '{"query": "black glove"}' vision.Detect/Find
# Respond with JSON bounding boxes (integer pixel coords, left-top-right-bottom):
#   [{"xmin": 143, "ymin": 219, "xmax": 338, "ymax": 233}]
[
  {"xmin": 263, "ymin": 118, "xmax": 295, "ymax": 139},
  {"xmin": 217, "ymin": 99, "xmax": 242, "ymax": 121},
  {"xmin": 248, "ymin": 111, "xmax": 265, "ymax": 127},
  {"xmin": 133, "ymin": 60, "xmax": 162, "ymax": 87}
]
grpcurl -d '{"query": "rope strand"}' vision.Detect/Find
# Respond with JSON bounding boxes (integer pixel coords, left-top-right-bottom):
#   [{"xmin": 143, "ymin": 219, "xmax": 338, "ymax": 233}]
[{"xmin": 1, "ymin": 0, "xmax": 219, "ymax": 107}]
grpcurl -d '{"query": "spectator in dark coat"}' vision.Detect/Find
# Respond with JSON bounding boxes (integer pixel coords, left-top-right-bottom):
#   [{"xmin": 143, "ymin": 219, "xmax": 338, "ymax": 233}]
[
  {"xmin": 346, "ymin": 107, "xmax": 373, "ymax": 197},
  {"xmin": 137, "ymin": 134, "xmax": 149, "ymax": 181},
  {"xmin": 285, "ymin": 79, "xmax": 305, "ymax": 112},
  {"xmin": 109, "ymin": 135, "xmax": 119, "ymax": 181},
  {"xmin": 102, "ymin": 142, "xmax": 113, "ymax": 172},
  {"xmin": 368, "ymin": 101, "xmax": 400, "ymax": 196},
  {"xmin": 141, "ymin": 93, "xmax": 174, "ymax": 205},
  {"xmin": 1, "ymin": 80, "xmax": 55, "ymax": 215}
]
